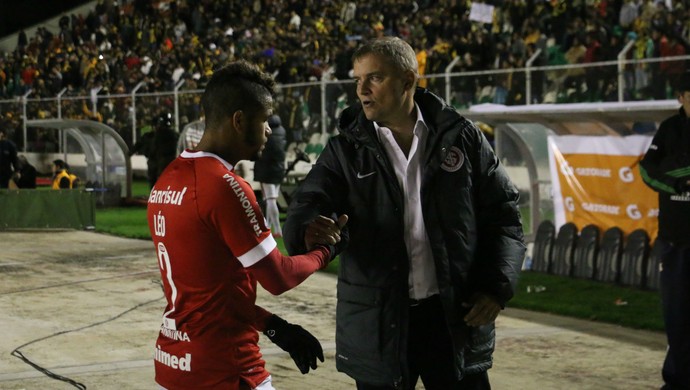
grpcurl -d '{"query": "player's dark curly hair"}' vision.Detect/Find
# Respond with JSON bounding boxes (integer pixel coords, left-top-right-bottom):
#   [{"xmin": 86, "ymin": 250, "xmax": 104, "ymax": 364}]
[{"xmin": 201, "ymin": 60, "xmax": 276, "ymax": 130}]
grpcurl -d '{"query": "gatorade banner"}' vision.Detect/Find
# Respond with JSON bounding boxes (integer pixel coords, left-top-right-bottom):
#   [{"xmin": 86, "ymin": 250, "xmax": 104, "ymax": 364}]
[{"xmin": 548, "ymin": 135, "xmax": 658, "ymax": 240}]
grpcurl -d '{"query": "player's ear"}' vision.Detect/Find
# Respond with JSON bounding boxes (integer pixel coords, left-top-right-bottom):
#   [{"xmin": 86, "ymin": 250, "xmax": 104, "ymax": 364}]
[{"xmin": 231, "ymin": 110, "xmax": 244, "ymax": 132}]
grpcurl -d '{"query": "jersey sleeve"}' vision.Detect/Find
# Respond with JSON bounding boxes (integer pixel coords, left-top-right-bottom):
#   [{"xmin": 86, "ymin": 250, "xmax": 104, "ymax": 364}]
[
  {"xmin": 249, "ymin": 246, "xmax": 330, "ymax": 295},
  {"xmin": 198, "ymin": 167, "xmax": 330, "ymax": 294},
  {"xmin": 200, "ymin": 171, "xmax": 277, "ymax": 266},
  {"xmin": 253, "ymin": 305, "xmax": 273, "ymax": 332}
]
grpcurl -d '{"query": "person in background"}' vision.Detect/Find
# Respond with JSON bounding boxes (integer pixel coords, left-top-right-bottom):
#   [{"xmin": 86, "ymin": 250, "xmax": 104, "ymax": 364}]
[
  {"xmin": 253, "ymin": 114, "xmax": 287, "ymax": 238},
  {"xmin": 283, "ymin": 37, "xmax": 525, "ymax": 390},
  {"xmin": 278, "ymin": 91, "xmax": 307, "ymax": 145},
  {"xmin": 152, "ymin": 112, "xmax": 179, "ymax": 183},
  {"xmin": 129, "ymin": 125, "xmax": 157, "ymax": 189},
  {"xmin": 0, "ymin": 128, "xmax": 18, "ymax": 189},
  {"xmin": 51, "ymin": 159, "xmax": 79, "ymax": 189},
  {"xmin": 148, "ymin": 60, "xmax": 347, "ymax": 390},
  {"xmin": 639, "ymin": 71, "xmax": 690, "ymax": 390},
  {"xmin": 13, "ymin": 154, "xmax": 37, "ymax": 189}
]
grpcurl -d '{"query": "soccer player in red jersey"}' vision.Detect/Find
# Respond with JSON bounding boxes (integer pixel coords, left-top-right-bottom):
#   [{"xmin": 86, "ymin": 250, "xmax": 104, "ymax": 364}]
[{"xmin": 147, "ymin": 60, "xmax": 347, "ymax": 390}]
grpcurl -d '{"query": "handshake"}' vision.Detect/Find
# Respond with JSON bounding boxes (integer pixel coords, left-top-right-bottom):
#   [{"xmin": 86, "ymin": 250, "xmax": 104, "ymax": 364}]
[
  {"xmin": 263, "ymin": 315, "xmax": 324, "ymax": 374},
  {"xmin": 304, "ymin": 214, "xmax": 349, "ymax": 256}
]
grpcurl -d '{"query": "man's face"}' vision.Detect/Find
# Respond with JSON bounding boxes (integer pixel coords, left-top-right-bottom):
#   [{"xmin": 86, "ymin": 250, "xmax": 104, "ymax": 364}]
[
  {"xmin": 353, "ymin": 53, "xmax": 410, "ymax": 127},
  {"xmin": 680, "ymin": 91, "xmax": 690, "ymax": 116}
]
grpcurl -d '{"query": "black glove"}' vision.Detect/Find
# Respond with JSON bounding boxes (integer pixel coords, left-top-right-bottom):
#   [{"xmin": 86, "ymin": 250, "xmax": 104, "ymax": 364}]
[{"xmin": 263, "ymin": 315, "xmax": 324, "ymax": 374}]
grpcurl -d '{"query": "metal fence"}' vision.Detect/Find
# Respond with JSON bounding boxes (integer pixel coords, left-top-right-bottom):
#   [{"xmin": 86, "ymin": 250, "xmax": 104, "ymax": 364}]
[{"xmin": 2, "ymin": 54, "xmax": 688, "ymax": 153}]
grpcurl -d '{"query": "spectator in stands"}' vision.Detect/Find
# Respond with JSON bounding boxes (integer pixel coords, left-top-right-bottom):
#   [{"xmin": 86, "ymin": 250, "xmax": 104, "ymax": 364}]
[
  {"xmin": 583, "ymin": 32, "xmax": 603, "ymax": 101},
  {"xmin": 51, "ymin": 159, "xmax": 79, "ymax": 189},
  {"xmin": 278, "ymin": 90, "xmax": 307, "ymax": 144},
  {"xmin": 563, "ymin": 35, "xmax": 587, "ymax": 100},
  {"xmin": 659, "ymin": 32, "xmax": 687, "ymax": 99},
  {"xmin": 254, "ymin": 114, "xmax": 287, "ymax": 238},
  {"xmin": 639, "ymin": 71, "xmax": 690, "ymax": 390},
  {"xmin": 148, "ymin": 60, "xmax": 343, "ymax": 390},
  {"xmin": 0, "ymin": 128, "xmax": 19, "ymax": 188},
  {"xmin": 619, "ymin": 0, "xmax": 639, "ymax": 29},
  {"xmin": 283, "ymin": 37, "xmax": 525, "ymax": 390},
  {"xmin": 13, "ymin": 155, "xmax": 37, "ymax": 189},
  {"xmin": 3, "ymin": 0, "xmax": 690, "ymax": 128}
]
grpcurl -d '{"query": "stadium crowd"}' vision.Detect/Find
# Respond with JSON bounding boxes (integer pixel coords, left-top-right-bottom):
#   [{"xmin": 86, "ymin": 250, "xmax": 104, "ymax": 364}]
[{"xmin": 1, "ymin": 0, "xmax": 690, "ymax": 148}]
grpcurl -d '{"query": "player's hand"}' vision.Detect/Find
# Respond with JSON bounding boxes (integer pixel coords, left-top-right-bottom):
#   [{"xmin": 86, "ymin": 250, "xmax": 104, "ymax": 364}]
[
  {"xmin": 462, "ymin": 293, "xmax": 501, "ymax": 327},
  {"xmin": 305, "ymin": 214, "xmax": 348, "ymax": 251},
  {"xmin": 263, "ymin": 315, "xmax": 323, "ymax": 374}
]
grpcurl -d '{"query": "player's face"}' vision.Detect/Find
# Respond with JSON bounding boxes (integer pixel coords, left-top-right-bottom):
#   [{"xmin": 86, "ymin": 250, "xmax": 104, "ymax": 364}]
[
  {"xmin": 244, "ymin": 105, "xmax": 272, "ymax": 161},
  {"xmin": 353, "ymin": 53, "xmax": 410, "ymax": 128}
]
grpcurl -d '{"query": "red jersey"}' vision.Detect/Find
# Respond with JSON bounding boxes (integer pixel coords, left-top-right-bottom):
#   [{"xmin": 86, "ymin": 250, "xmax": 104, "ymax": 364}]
[{"xmin": 147, "ymin": 150, "xmax": 280, "ymax": 389}]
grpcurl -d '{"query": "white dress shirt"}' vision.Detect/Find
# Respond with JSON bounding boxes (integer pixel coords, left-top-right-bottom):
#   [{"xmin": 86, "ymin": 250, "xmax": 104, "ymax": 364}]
[{"xmin": 374, "ymin": 105, "xmax": 439, "ymax": 300}]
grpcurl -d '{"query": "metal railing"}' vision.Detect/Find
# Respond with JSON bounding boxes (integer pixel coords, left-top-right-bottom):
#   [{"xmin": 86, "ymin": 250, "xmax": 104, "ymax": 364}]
[{"xmin": 2, "ymin": 55, "xmax": 688, "ymax": 153}]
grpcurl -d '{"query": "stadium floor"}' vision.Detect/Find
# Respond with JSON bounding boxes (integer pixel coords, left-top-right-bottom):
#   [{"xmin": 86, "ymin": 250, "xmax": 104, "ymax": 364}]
[{"xmin": 0, "ymin": 231, "xmax": 666, "ymax": 389}]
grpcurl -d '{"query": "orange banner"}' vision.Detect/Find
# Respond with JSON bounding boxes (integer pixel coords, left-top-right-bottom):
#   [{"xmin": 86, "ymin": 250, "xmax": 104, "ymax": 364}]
[{"xmin": 548, "ymin": 135, "xmax": 658, "ymax": 240}]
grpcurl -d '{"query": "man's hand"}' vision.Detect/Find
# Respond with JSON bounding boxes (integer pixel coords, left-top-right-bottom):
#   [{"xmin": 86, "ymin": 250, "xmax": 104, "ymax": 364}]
[
  {"xmin": 462, "ymin": 293, "xmax": 502, "ymax": 327},
  {"xmin": 263, "ymin": 315, "xmax": 323, "ymax": 374},
  {"xmin": 305, "ymin": 214, "xmax": 348, "ymax": 251}
]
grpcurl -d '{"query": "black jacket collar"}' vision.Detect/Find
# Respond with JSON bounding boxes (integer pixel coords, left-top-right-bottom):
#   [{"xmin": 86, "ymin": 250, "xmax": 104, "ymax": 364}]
[{"xmin": 338, "ymin": 87, "xmax": 467, "ymax": 147}]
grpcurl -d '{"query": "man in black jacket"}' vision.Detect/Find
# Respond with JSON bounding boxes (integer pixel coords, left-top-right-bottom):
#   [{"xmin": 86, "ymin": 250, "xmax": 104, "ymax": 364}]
[
  {"xmin": 0, "ymin": 129, "xmax": 18, "ymax": 189},
  {"xmin": 639, "ymin": 72, "xmax": 690, "ymax": 390},
  {"xmin": 14, "ymin": 155, "xmax": 37, "ymax": 189},
  {"xmin": 283, "ymin": 37, "xmax": 525, "ymax": 390},
  {"xmin": 152, "ymin": 112, "xmax": 179, "ymax": 183},
  {"xmin": 254, "ymin": 114, "xmax": 287, "ymax": 237}
]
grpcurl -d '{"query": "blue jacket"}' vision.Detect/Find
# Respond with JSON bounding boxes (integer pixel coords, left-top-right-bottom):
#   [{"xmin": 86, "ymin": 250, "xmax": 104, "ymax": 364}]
[{"xmin": 284, "ymin": 88, "xmax": 525, "ymax": 387}]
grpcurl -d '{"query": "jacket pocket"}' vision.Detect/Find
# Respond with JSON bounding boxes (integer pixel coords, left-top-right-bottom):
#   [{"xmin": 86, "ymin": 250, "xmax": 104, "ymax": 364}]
[
  {"xmin": 463, "ymin": 323, "xmax": 495, "ymax": 374},
  {"xmin": 336, "ymin": 280, "xmax": 383, "ymax": 359}
]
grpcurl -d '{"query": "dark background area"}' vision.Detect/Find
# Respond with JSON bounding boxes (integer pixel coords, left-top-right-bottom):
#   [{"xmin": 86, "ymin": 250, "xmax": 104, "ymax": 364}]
[{"xmin": 0, "ymin": 0, "xmax": 92, "ymax": 38}]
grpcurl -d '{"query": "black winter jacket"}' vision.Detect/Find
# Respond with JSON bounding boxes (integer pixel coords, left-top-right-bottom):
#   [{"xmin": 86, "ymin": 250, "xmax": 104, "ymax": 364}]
[
  {"xmin": 640, "ymin": 106, "xmax": 690, "ymax": 245},
  {"xmin": 254, "ymin": 114, "xmax": 287, "ymax": 184},
  {"xmin": 284, "ymin": 88, "xmax": 525, "ymax": 387}
]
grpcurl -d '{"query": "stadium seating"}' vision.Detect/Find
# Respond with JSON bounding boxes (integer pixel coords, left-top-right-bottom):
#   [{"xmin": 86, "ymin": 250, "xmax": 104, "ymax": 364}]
[
  {"xmin": 531, "ymin": 220, "xmax": 555, "ymax": 273},
  {"xmin": 572, "ymin": 224, "xmax": 600, "ymax": 280},
  {"xmin": 595, "ymin": 227, "xmax": 624, "ymax": 284},
  {"xmin": 551, "ymin": 222, "xmax": 578, "ymax": 277},
  {"xmin": 619, "ymin": 229, "xmax": 650, "ymax": 288},
  {"xmin": 646, "ymin": 240, "xmax": 662, "ymax": 291}
]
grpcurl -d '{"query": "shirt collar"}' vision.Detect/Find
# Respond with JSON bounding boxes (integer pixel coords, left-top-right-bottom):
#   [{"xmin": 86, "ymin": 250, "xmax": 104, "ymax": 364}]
[{"xmin": 373, "ymin": 103, "xmax": 427, "ymax": 140}]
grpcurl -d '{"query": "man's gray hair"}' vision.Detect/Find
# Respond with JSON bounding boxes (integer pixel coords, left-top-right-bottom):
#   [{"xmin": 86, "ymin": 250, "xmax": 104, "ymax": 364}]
[{"xmin": 353, "ymin": 37, "xmax": 419, "ymax": 76}]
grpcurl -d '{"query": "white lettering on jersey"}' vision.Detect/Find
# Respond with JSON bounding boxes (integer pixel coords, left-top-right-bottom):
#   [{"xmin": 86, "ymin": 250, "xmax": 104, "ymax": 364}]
[
  {"xmin": 223, "ymin": 174, "xmax": 262, "ymax": 236},
  {"xmin": 149, "ymin": 186, "xmax": 188, "ymax": 205},
  {"xmin": 160, "ymin": 324, "xmax": 191, "ymax": 342},
  {"xmin": 154, "ymin": 344, "xmax": 192, "ymax": 371},
  {"xmin": 154, "ymin": 211, "xmax": 166, "ymax": 237},
  {"xmin": 157, "ymin": 242, "xmax": 178, "ymax": 330}
]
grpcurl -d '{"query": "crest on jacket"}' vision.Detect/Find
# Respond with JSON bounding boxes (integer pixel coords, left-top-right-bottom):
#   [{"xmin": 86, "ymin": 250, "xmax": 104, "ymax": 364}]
[{"xmin": 441, "ymin": 146, "xmax": 464, "ymax": 172}]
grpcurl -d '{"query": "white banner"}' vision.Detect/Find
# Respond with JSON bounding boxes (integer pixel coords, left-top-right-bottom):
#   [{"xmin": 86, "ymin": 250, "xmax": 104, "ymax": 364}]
[{"xmin": 469, "ymin": 2, "xmax": 494, "ymax": 24}]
